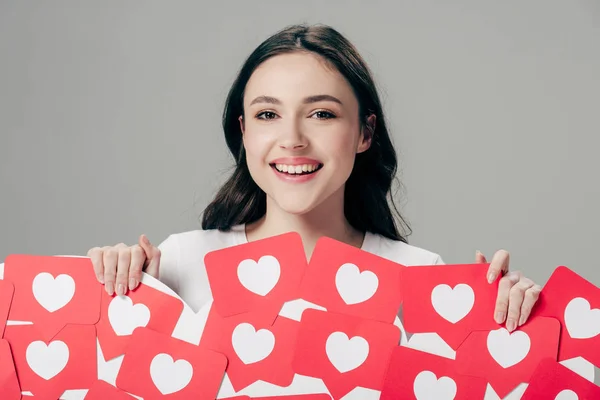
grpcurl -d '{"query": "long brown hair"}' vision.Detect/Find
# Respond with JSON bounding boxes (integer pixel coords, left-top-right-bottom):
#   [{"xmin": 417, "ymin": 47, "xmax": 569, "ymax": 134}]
[{"xmin": 201, "ymin": 24, "xmax": 411, "ymax": 243}]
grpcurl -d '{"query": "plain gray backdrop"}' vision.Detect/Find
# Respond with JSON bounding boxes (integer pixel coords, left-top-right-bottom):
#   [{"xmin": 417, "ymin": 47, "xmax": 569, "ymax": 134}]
[{"xmin": 1, "ymin": 0, "xmax": 599, "ymax": 293}]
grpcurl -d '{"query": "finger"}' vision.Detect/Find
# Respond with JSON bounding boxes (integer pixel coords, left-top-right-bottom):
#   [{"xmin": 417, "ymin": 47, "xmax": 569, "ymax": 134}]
[
  {"xmin": 128, "ymin": 245, "xmax": 145, "ymax": 291},
  {"xmin": 87, "ymin": 247, "xmax": 105, "ymax": 283},
  {"xmin": 519, "ymin": 283, "xmax": 542, "ymax": 326},
  {"xmin": 475, "ymin": 250, "xmax": 487, "ymax": 264},
  {"xmin": 115, "ymin": 245, "xmax": 131, "ymax": 296},
  {"xmin": 139, "ymin": 234, "xmax": 161, "ymax": 278},
  {"xmin": 102, "ymin": 246, "xmax": 119, "ymax": 295},
  {"xmin": 487, "ymin": 249, "xmax": 510, "ymax": 284},
  {"xmin": 506, "ymin": 279, "xmax": 534, "ymax": 332},
  {"xmin": 494, "ymin": 271, "xmax": 521, "ymax": 324}
]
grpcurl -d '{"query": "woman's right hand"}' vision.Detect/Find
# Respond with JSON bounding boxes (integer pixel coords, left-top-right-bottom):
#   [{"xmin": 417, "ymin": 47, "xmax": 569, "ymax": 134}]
[{"xmin": 87, "ymin": 234, "xmax": 161, "ymax": 296}]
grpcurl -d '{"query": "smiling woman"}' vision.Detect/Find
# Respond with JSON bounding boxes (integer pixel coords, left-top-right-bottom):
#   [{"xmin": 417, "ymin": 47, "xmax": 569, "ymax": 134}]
[{"xmin": 87, "ymin": 23, "xmax": 541, "ymax": 340}]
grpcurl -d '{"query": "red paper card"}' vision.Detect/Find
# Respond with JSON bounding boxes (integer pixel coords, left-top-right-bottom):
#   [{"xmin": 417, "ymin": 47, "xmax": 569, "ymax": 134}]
[
  {"xmin": 299, "ymin": 237, "xmax": 403, "ymax": 324},
  {"xmin": 199, "ymin": 302, "xmax": 296, "ymax": 391},
  {"xmin": 454, "ymin": 316, "xmax": 560, "ymax": 398},
  {"xmin": 4, "ymin": 323, "xmax": 97, "ymax": 399},
  {"xmin": 521, "ymin": 358, "xmax": 600, "ymax": 399},
  {"xmin": 83, "ymin": 379, "xmax": 136, "ymax": 399},
  {"xmin": 116, "ymin": 327, "xmax": 227, "ymax": 399},
  {"xmin": 292, "ymin": 309, "xmax": 400, "ymax": 399},
  {"xmin": 402, "ymin": 263, "xmax": 499, "ymax": 349},
  {"xmin": 205, "ymin": 232, "xmax": 308, "ymax": 317},
  {"xmin": 0, "ymin": 280, "xmax": 14, "ymax": 338},
  {"xmin": 4, "ymin": 254, "xmax": 102, "ymax": 340},
  {"xmin": 380, "ymin": 346, "xmax": 487, "ymax": 400},
  {"xmin": 0, "ymin": 339, "xmax": 21, "ymax": 400},
  {"xmin": 531, "ymin": 265, "xmax": 600, "ymax": 366},
  {"xmin": 95, "ymin": 282, "xmax": 184, "ymax": 360},
  {"xmin": 254, "ymin": 396, "xmax": 332, "ymax": 399}
]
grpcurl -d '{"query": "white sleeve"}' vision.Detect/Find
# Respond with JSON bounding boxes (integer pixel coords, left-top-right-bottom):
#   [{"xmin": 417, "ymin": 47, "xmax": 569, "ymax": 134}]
[
  {"xmin": 433, "ymin": 254, "xmax": 445, "ymax": 265},
  {"xmin": 156, "ymin": 234, "xmax": 180, "ymax": 294}
]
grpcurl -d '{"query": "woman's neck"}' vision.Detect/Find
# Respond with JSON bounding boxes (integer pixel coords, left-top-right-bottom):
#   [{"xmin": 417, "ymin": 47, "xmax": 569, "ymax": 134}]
[{"xmin": 245, "ymin": 190, "xmax": 364, "ymax": 260}]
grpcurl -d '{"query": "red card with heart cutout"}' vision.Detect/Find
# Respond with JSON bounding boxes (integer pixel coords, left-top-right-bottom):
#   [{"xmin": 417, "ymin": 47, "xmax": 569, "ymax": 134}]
[
  {"xmin": 254, "ymin": 396, "xmax": 332, "ymax": 399},
  {"xmin": 380, "ymin": 346, "xmax": 487, "ymax": 400},
  {"xmin": 402, "ymin": 263, "xmax": 499, "ymax": 349},
  {"xmin": 199, "ymin": 302, "xmax": 296, "ymax": 391},
  {"xmin": 521, "ymin": 358, "xmax": 600, "ymax": 399},
  {"xmin": 83, "ymin": 379, "xmax": 136, "ymax": 400},
  {"xmin": 531, "ymin": 265, "xmax": 600, "ymax": 366},
  {"xmin": 95, "ymin": 282, "xmax": 185, "ymax": 360},
  {"xmin": 0, "ymin": 339, "xmax": 21, "ymax": 400},
  {"xmin": 3, "ymin": 323, "xmax": 97, "ymax": 399},
  {"xmin": 0, "ymin": 280, "xmax": 14, "ymax": 338},
  {"xmin": 292, "ymin": 309, "xmax": 400, "ymax": 400},
  {"xmin": 299, "ymin": 237, "xmax": 404, "ymax": 324},
  {"xmin": 205, "ymin": 232, "xmax": 308, "ymax": 317},
  {"xmin": 116, "ymin": 327, "xmax": 227, "ymax": 399},
  {"xmin": 454, "ymin": 316, "xmax": 560, "ymax": 398},
  {"xmin": 4, "ymin": 254, "xmax": 102, "ymax": 340}
]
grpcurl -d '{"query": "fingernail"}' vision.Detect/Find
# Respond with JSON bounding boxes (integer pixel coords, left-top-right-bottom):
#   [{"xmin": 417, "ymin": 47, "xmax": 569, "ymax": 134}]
[
  {"xmin": 143, "ymin": 235, "xmax": 150, "ymax": 245},
  {"xmin": 97, "ymin": 275, "xmax": 104, "ymax": 284},
  {"xmin": 129, "ymin": 278, "xmax": 137, "ymax": 291},
  {"xmin": 495, "ymin": 311, "xmax": 505, "ymax": 324},
  {"xmin": 117, "ymin": 284, "xmax": 125, "ymax": 296},
  {"xmin": 506, "ymin": 319, "xmax": 516, "ymax": 332},
  {"xmin": 519, "ymin": 315, "xmax": 527, "ymax": 326},
  {"xmin": 487, "ymin": 272, "xmax": 496, "ymax": 284},
  {"xmin": 106, "ymin": 282, "xmax": 114, "ymax": 296}
]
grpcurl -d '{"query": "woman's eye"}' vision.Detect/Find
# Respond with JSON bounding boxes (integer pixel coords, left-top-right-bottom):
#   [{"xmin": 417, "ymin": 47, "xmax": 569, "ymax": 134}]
[
  {"xmin": 256, "ymin": 111, "xmax": 277, "ymax": 120},
  {"xmin": 313, "ymin": 111, "xmax": 336, "ymax": 119}
]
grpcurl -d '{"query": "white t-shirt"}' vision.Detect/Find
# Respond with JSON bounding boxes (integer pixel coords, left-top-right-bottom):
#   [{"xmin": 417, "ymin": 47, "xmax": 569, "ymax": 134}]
[{"xmin": 157, "ymin": 224, "xmax": 444, "ymax": 313}]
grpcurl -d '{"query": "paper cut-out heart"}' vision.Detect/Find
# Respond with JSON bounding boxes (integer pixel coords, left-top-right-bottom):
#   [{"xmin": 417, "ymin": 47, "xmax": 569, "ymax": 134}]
[
  {"xmin": 231, "ymin": 322, "xmax": 275, "ymax": 364},
  {"xmin": 487, "ymin": 328, "xmax": 531, "ymax": 368},
  {"xmin": 325, "ymin": 331, "xmax": 369, "ymax": 373},
  {"xmin": 32, "ymin": 272, "xmax": 75, "ymax": 312},
  {"xmin": 335, "ymin": 263, "xmax": 379, "ymax": 305},
  {"xmin": 564, "ymin": 297, "xmax": 600, "ymax": 339},
  {"xmin": 413, "ymin": 370, "xmax": 457, "ymax": 400},
  {"xmin": 554, "ymin": 389, "xmax": 579, "ymax": 400},
  {"xmin": 237, "ymin": 256, "xmax": 281, "ymax": 296},
  {"xmin": 149, "ymin": 353, "xmax": 193, "ymax": 395},
  {"xmin": 431, "ymin": 283, "xmax": 475, "ymax": 324},
  {"xmin": 25, "ymin": 340, "xmax": 69, "ymax": 380},
  {"xmin": 108, "ymin": 295, "xmax": 151, "ymax": 336}
]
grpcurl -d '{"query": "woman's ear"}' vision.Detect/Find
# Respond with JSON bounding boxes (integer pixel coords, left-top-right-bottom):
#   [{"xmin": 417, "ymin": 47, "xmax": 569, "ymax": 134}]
[
  {"xmin": 239, "ymin": 115, "xmax": 245, "ymax": 135},
  {"xmin": 357, "ymin": 114, "xmax": 376, "ymax": 153}
]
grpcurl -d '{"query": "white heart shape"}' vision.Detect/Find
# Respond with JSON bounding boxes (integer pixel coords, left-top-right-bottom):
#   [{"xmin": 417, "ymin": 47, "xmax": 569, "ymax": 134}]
[
  {"xmin": 237, "ymin": 255, "xmax": 281, "ymax": 296},
  {"xmin": 335, "ymin": 263, "xmax": 379, "ymax": 305},
  {"xmin": 555, "ymin": 389, "xmax": 579, "ymax": 400},
  {"xmin": 325, "ymin": 331, "xmax": 369, "ymax": 373},
  {"xmin": 431, "ymin": 283, "xmax": 475, "ymax": 324},
  {"xmin": 32, "ymin": 272, "xmax": 75, "ymax": 312},
  {"xmin": 26, "ymin": 340, "xmax": 69, "ymax": 380},
  {"xmin": 486, "ymin": 328, "xmax": 531, "ymax": 368},
  {"xmin": 108, "ymin": 295, "xmax": 151, "ymax": 336},
  {"xmin": 150, "ymin": 353, "xmax": 193, "ymax": 395},
  {"xmin": 564, "ymin": 297, "xmax": 600, "ymax": 339},
  {"xmin": 232, "ymin": 322, "xmax": 275, "ymax": 364},
  {"xmin": 413, "ymin": 370, "xmax": 457, "ymax": 400}
]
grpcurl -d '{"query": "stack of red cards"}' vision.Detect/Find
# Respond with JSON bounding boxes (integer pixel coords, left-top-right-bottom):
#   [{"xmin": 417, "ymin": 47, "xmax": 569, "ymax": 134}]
[{"xmin": 0, "ymin": 232, "xmax": 599, "ymax": 400}]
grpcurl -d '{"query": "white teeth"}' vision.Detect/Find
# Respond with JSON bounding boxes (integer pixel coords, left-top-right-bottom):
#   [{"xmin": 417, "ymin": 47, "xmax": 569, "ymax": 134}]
[{"xmin": 274, "ymin": 163, "xmax": 320, "ymax": 174}]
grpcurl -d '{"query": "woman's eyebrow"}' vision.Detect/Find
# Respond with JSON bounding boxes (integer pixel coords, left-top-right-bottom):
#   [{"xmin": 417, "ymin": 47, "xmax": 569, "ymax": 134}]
[{"xmin": 249, "ymin": 94, "xmax": 343, "ymax": 106}]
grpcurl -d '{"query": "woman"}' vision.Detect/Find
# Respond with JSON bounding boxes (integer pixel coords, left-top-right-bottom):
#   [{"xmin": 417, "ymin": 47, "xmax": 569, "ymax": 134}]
[{"xmin": 87, "ymin": 23, "xmax": 541, "ymax": 333}]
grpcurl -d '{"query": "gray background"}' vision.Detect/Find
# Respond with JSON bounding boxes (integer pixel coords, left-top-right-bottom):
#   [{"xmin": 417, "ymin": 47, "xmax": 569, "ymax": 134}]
[{"xmin": 1, "ymin": 0, "xmax": 599, "ymax": 292}]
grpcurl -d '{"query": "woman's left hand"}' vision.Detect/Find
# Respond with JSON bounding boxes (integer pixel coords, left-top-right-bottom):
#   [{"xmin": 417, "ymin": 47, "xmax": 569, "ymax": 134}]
[{"xmin": 476, "ymin": 250, "xmax": 542, "ymax": 332}]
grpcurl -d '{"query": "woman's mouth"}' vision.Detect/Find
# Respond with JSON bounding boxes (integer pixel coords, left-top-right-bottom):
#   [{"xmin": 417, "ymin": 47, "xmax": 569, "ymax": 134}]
[{"xmin": 270, "ymin": 163, "xmax": 324, "ymax": 178}]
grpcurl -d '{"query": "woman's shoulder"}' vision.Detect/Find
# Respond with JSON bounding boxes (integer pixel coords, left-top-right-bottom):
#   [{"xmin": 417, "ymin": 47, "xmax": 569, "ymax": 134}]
[
  {"xmin": 158, "ymin": 225, "xmax": 246, "ymax": 262},
  {"xmin": 364, "ymin": 231, "xmax": 444, "ymax": 266}
]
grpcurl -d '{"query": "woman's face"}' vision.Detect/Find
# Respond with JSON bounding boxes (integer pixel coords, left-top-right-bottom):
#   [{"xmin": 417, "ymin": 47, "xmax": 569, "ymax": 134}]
[{"xmin": 241, "ymin": 52, "xmax": 372, "ymax": 216}]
